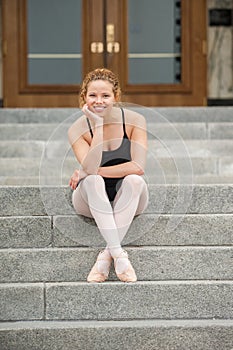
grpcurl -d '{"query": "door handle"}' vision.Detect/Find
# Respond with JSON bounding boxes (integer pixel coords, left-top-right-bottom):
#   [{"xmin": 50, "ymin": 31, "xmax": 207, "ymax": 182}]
[
  {"xmin": 90, "ymin": 42, "xmax": 104, "ymax": 53},
  {"xmin": 106, "ymin": 24, "xmax": 120, "ymax": 53},
  {"xmin": 107, "ymin": 42, "xmax": 120, "ymax": 53},
  {"xmin": 106, "ymin": 24, "xmax": 114, "ymax": 42}
]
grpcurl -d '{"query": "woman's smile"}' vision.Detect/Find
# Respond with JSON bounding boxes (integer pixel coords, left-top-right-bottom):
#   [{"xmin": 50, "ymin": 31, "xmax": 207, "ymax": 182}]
[{"xmin": 93, "ymin": 106, "xmax": 106, "ymax": 113}]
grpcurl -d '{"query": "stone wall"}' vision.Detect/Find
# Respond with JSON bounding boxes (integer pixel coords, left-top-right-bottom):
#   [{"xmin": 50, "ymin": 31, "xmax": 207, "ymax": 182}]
[
  {"xmin": 0, "ymin": 1, "xmax": 2, "ymax": 100},
  {"xmin": 208, "ymin": 0, "xmax": 233, "ymax": 99}
]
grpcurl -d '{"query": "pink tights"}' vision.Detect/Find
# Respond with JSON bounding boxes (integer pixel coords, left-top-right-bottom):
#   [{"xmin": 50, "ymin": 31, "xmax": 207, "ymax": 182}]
[{"xmin": 72, "ymin": 174, "xmax": 149, "ymax": 258}]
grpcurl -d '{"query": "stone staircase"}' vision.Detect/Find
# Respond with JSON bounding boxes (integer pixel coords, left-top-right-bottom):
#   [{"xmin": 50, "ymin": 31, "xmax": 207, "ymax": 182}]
[
  {"xmin": 0, "ymin": 106, "xmax": 233, "ymax": 185},
  {"xmin": 0, "ymin": 107, "xmax": 233, "ymax": 350}
]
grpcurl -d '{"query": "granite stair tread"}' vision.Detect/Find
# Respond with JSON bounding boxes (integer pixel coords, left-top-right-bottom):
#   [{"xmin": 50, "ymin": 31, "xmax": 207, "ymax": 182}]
[
  {"xmin": 0, "ymin": 184, "xmax": 233, "ymax": 216},
  {"xmin": 0, "ymin": 107, "xmax": 233, "ymax": 123},
  {"xmin": 1, "ymin": 139, "xmax": 233, "ymax": 156},
  {"xmin": 1, "ymin": 319, "xmax": 233, "ymax": 350},
  {"xmin": 0, "ymin": 246, "xmax": 232, "ymax": 282},
  {"xmin": 0, "ymin": 107, "xmax": 232, "ymax": 349},
  {"xmin": 1, "ymin": 213, "xmax": 232, "ymax": 248},
  {"xmin": 1, "ymin": 122, "xmax": 233, "ymax": 140},
  {"xmin": 1, "ymin": 280, "xmax": 233, "ymax": 322}
]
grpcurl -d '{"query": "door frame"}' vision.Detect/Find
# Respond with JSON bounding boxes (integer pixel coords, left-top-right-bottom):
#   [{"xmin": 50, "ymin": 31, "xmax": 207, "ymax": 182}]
[
  {"xmin": 2, "ymin": 0, "xmax": 207, "ymax": 107},
  {"xmin": 120, "ymin": 0, "xmax": 207, "ymax": 106}
]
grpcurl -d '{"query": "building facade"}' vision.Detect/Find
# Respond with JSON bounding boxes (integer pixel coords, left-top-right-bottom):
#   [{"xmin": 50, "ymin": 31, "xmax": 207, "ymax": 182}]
[{"xmin": 0, "ymin": 0, "xmax": 232, "ymax": 107}]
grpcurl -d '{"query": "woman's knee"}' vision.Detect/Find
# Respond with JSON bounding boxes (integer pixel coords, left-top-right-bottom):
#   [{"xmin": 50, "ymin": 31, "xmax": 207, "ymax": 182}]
[
  {"xmin": 82, "ymin": 174, "xmax": 104, "ymax": 187},
  {"xmin": 82, "ymin": 174, "xmax": 106, "ymax": 195},
  {"xmin": 123, "ymin": 174, "xmax": 146, "ymax": 189},
  {"xmin": 121, "ymin": 175, "xmax": 147, "ymax": 198}
]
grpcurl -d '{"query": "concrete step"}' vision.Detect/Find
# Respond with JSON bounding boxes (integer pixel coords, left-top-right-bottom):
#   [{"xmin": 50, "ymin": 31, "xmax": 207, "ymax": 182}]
[
  {"xmin": 1, "ymin": 185, "xmax": 233, "ymax": 216},
  {"xmin": 0, "ymin": 152, "xmax": 233, "ymax": 186},
  {"xmin": 0, "ymin": 107, "xmax": 232, "ymax": 349},
  {"xmin": 0, "ymin": 108, "xmax": 78, "ymax": 124},
  {"xmin": 152, "ymin": 107, "xmax": 233, "ymax": 123},
  {"xmin": 0, "ymin": 123, "xmax": 69, "ymax": 141},
  {"xmin": 1, "ymin": 174, "xmax": 233, "ymax": 186},
  {"xmin": 0, "ymin": 140, "xmax": 45, "ymax": 157},
  {"xmin": 1, "ymin": 281, "xmax": 233, "ymax": 321},
  {"xmin": 150, "ymin": 139, "xmax": 233, "ymax": 158},
  {"xmin": 0, "ymin": 175, "xmax": 82, "ymax": 186},
  {"xmin": 1, "ymin": 122, "xmax": 233, "ymax": 140},
  {"xmin": 0, "ymin": 158, "xmax": 76, "ymax": 177},
  {"xmin": 52, "ymin": 213, "xmax": 233, "ymax": 248},
  {"xmin": 1, "ymin": 319, "xmax": 233, "ymax": 350},
  {"xmin": 0, "ymin": 107, "xmax": 233, "ymax": 123},
  {"xmin": 0, "ymin": 136, "xmax": 232, "ymax": 186},
  {"xmin": 0, "ymin": 155, "xmax": 231, "ymax": 177},
  {"xmin": 1, "ymin": 214, "xmax": 232, "ymax": 249},
  {"xmin": 0, "ymin": 246, "xmax": 232, "ymax": 283},
  {"xmin": 1, "ymin": 139, "xmax": 233, "ymax": 158},
  {"xmin": 148, "ymin": 122, "xmax": 233, "ymax": 140}
]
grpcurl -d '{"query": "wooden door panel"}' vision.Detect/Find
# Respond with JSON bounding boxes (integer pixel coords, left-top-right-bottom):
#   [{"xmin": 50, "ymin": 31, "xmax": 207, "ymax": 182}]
[
  {"xmin": 83, "ymin": 0, "xmax": 104, "ymax": 75},
  {"xmin": 117, "ymin": 0, "xmax": 207, "ymax": 106},
  {"xmin": 2, "ymin": 0, "xmax": 207, "ymax": 107},
  {"xmin": 3, "ymin": 0, "xmax": 84, "ymax": 106},
  {"xmin": 105, "ymin": 0, "xmax": 125, "ymax": 79}
]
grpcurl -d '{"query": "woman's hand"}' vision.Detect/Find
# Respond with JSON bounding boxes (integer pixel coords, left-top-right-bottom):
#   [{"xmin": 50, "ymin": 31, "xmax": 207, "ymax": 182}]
[
  {"xmin": 69, "ymin": 169, "xmax": 88, "ymax": 190},
  {"xmin": 82, "ymin": 104, "xmax": 103, "ymax": 127}
]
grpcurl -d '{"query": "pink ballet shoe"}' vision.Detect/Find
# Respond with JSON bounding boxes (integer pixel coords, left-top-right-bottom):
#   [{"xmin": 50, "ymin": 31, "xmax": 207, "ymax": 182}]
[
  {"xmin": 114, "ymin": 250, "xmax": 137, "ymax": 283},
  {"xmin": 87, "ymin": 250, "xmax": 112, "ymax": 283}
]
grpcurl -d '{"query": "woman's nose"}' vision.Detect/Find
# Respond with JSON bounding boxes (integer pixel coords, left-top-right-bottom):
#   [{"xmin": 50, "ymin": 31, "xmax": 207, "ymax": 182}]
[{"xmin": 96, "ymin": 96, "xmax": 103, "ymax": 103}]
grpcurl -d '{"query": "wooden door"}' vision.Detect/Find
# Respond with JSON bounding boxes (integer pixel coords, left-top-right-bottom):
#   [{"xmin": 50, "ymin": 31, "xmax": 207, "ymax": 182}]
[{"xmin": 2, "ymin": 0, "xmax": 207, "ymax": 107}]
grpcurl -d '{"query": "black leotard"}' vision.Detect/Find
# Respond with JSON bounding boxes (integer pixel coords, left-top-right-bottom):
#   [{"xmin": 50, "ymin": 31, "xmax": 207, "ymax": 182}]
[{"xmin": 86, "ymin": 108, "xmax": 131, "ymax": 201}]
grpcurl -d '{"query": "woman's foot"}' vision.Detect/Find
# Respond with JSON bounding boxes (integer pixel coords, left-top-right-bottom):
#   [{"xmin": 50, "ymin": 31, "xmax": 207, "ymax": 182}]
[
  {"xmin": 87, "ymin": 249, "xmax": 112, "ymax": 283},
  {"xmin": 113, "ymin": 250, "xmax": 137, "ymax": 282}
]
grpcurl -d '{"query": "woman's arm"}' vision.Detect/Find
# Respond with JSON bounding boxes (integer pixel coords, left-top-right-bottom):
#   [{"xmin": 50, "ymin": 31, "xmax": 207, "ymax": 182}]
[
  {"xmin": 69, "ymin": 168, "xmax": 88, "ymax": 190},
  {"xmin": 68, "ymin": 108, "xmax": 147, "ymax": 178},
  {"xmin": 68, "ymin": 106, "xmax": 104, "ymax": 174},
  {"xmin": 97, "ymin": 161, "xmax": 144, "ymax": 178}
]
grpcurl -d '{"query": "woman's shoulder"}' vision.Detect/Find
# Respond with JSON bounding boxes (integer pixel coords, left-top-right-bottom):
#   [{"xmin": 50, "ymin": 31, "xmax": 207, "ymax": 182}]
[
  {"xmin": 123, "ymin": 107, "xmax": 146, "ymax": 128},
  {"xmin": 68, "ymin": 114, "xmax": 89, "ymax": 144}
]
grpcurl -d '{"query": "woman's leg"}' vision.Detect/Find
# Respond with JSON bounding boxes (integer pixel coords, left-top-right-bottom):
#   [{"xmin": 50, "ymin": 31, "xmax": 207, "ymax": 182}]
[
  {"xmin": 72, "ymin": 174, "xmax": 141, "ymax": 280},
  {"xmin": 72, "ymin": 174, "xmax": 122, "ymax": 279},
  {"xmin": 103, "ymin": 175, "xmax": 148, "ymax": 278},
  {"xmin": 73, "ymin": 175, "xmax": 122, "ymax": 256},
  {"xmin": 112, "ymin": 175, "xmax": 149, "ymax": 243}
]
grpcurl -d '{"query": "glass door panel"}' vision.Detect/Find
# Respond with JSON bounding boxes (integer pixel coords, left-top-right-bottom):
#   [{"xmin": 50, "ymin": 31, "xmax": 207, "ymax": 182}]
[
  {"xmin": 127, "ymin": 0, "xmax": 181, "ymax": 84},
  {"xmin": 2, "ymin": 0, "xmax": 206, "ymax": 106},
  {"xmin": 27, "ymin": 0, "xmax": 82, "ymax": 85}
]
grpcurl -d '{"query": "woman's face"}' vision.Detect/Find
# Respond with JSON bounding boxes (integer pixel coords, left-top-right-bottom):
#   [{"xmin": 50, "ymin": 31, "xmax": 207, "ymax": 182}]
[{"xmin": 85, "ymin": 80, "xmax": 116, "ymax": 116}]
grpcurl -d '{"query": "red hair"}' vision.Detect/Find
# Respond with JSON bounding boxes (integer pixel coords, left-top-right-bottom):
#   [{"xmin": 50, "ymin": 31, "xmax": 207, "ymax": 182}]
[{"xmin": 79, "ymin": 68, "xmax": 121, "ymax": 107}]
